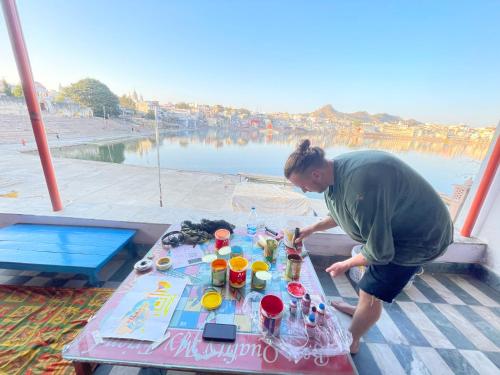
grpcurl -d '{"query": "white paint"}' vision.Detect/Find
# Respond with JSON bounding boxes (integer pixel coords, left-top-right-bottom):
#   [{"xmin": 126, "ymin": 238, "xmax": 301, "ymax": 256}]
[
  {"xmin": 420, "ymin": 274, "xmax": 465, "ymax": 304},
  {"xmin": 435, "ymin": 303, "xmax": 498, "ymax": 352},
  {"xmin": 448, "ymin": 275, "xmax": 500, "ymax": 307},
  {"xmin": 460, "ymin": 350, "xmax": 500, "ymax": 375},
  {"xmin": 376, "ymin": 309, "xmax": 409, "ymax": 345},
  {"xmin": 397, "ymin": 302, "xmax": 454, "ymax": 349},
  {"xmin": 366, "ymin": 343, "xmax": 406, "ymax": 375},
  {"xmin": 412, "ymin": 347, "xmax": 455, "ymax": 375}
]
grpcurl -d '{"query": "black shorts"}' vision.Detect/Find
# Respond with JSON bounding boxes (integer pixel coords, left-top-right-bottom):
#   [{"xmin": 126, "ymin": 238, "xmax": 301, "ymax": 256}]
[{"xmin": 358, "ymin": 263, "xmax": 421, "ymax": 303}]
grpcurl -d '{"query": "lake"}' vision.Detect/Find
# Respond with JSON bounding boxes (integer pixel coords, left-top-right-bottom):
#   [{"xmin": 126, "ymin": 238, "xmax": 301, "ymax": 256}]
[{"xmin": 51, "ymin": 127, "xmax": 488, "ymax": 198}]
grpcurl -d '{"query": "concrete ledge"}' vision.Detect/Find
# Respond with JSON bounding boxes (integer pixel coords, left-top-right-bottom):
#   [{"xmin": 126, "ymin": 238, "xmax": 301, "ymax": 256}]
[{"xmin": 304, "ymin": 231, "xmax": 487, "ymax": 264}]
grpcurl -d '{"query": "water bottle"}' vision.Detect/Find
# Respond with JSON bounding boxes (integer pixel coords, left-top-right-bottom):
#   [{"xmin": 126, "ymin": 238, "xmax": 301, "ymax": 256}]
[{"xmin": 247, "ymin": 206, "xmax": 258, "ymax": 235}]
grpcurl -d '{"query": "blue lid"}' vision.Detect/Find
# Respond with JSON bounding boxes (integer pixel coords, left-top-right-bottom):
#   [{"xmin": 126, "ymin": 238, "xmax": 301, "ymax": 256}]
[
  {"xmin": 319, "ymin": 302, "xmax": 325, "ymax": 310},
  {"xmin": 232, "ymin": 245, "xmax": 242, "ymax": 253},
  {"xmin": 308, "ymin": 313, "xmax": 316, "ymax": 322}
]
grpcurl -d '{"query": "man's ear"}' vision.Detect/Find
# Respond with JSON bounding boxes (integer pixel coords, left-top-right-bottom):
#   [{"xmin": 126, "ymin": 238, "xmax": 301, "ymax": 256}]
[{"xmin": 311, "ymin": 169, "xmax": 321, "ymax": 180}]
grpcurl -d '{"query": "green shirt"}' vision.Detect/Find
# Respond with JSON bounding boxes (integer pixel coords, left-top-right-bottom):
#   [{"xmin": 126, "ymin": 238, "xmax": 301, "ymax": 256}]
[{"xmin": 325, "ymin": 151, "xmax": 453, "ymax": 266}]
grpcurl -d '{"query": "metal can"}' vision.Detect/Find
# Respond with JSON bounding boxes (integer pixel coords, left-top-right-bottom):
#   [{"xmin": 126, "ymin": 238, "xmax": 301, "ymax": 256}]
[
  {"xmin": 251, "ymin": 260, "xmax": 271, "ymax": 289},
  {"xmin": 214, "ymin": 228, "xmax": 230, "ymax": 250},
  {"xmin": 285, "ymin": 253, "xmax": 303, "ymax": 281},
  {"xmin": 211, "ymin": 258, "xmax": 227, "ymax": 287}
]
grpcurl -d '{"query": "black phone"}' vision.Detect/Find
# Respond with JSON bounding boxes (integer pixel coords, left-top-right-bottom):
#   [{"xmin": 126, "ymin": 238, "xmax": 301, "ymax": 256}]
[{"xmin": 202, "ymin": 323, "xmax": 237, "ymax": 342}]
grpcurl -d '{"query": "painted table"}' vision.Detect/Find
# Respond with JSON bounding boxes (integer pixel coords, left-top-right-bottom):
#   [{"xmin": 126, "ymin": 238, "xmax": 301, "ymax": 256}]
[{"xmin": 63, "ymin": 226, "xmax": 357, "ymax": 374}]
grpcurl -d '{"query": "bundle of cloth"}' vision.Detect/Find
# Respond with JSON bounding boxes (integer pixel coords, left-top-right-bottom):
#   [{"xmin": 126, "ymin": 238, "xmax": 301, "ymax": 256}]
[{"xmin": 161, "ymin": 219, "xmax": 235, "ymax": 248}]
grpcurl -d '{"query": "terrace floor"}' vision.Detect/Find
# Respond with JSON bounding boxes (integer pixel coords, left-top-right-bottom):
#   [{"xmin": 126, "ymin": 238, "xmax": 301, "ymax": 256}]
[{"xmin": 0, "ymin": 248, "xmax": 499, "ymax": 375}]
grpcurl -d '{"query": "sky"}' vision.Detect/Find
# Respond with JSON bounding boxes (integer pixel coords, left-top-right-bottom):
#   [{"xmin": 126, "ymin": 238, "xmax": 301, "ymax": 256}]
[{"xmin": 1, "ymin": 0, "xmax": 499, "ymax": 127}]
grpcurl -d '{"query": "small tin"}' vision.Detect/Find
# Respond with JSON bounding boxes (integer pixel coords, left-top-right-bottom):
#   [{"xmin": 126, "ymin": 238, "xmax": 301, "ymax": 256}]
[
  {"xmin": 230, "ymin": 245, "xmax": 243, "ymax": 259},
  {"xmin": 285, "ymin": 253, "xmax": 303, "ymax": 281},
  {"xmin": 211, "ymin": 258, "xmax": 227, "ymax": 287},
  {"xmin": 214, "ymin": 228, "xmax": 230, "ymax": 250},
  {"xmin": 251, "ymin": 261, "xmax": 270, "ymax": 289}
]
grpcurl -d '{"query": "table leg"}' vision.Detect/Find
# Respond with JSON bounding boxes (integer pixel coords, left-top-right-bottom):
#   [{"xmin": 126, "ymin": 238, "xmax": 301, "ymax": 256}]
[{"xmin": 73, "ymin": 361, "xmax": 93, "ymax": 375}]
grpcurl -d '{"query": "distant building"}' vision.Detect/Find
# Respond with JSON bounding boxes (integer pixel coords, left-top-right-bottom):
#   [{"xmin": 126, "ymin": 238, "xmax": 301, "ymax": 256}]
[{"xmin": 137, "ymin": 100, "xmax": 159, "ymax": 114}]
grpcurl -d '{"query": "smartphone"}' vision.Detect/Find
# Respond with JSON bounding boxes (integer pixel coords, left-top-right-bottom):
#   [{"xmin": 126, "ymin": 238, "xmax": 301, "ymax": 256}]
[{"xmin": 202, "ymin": 323, "xmax": 237, "ymax": 342}]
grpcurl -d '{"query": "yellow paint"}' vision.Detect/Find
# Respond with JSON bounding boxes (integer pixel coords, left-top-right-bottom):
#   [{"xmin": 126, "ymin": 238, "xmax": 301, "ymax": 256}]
[
  {"xmin": 201, "ymin": 291, "xmax": 222, "ymax": 310},
  {"xmin": 229, "ymin": 256, "xmax": 248, "ymax": 271}
]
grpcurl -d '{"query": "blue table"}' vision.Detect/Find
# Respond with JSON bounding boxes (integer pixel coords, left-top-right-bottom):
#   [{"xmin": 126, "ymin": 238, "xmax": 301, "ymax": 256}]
[{"xmin": 0, "ymin": 224, "xmax": 136, "ymax": 285}]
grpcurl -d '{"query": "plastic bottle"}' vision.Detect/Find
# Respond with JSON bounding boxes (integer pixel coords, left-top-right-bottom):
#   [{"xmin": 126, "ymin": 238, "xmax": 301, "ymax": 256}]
[
  {"xmin": 305, "ymin": 312, "xmax": 317, "ymax": 338},
  {"xmin": 301, "ymin": 293, "xmax": 311, "ymax": 316},
  {"xmin": 247, "ymin": 207, "xmax": 258, "ymax": 236},
  {"xmin": 317, "ymin": 303, "xmax": 326, "ymax": 325}
]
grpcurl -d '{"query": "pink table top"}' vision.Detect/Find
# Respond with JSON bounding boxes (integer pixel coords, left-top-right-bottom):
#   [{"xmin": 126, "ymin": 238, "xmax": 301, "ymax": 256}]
[{"xmin": 63, "ymin": 226, "xmax": 356, "ymax": 374}]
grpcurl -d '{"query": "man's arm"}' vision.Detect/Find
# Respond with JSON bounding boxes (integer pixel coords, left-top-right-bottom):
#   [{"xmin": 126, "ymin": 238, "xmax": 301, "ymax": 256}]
[
  {"xmin": 295, "ymin": 216, "xmax": 338, "ymax": 243},
  {"xmin": 325, "ymin": 253, "xmax": 369, "ymax": 277}
]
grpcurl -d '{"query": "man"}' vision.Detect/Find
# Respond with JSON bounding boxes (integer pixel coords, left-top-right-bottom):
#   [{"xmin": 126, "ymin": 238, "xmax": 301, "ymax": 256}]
[{"xmin": 284, "ymin": 139, "xmax": 453, "ymax": 354}]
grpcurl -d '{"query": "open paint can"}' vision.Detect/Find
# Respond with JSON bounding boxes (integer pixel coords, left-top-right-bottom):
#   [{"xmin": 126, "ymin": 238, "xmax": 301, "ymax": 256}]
[
  {"xmin": 214, "ymin": 228, "xmax": 230, "ymax": 250},
  {"xmin": 259, "ymin": 294, "xmax": 284, "ymax": 337},
  {"xmin": 211, "ymin": 258, "xmax": 227, "ymax": 287},
  {"xmin": 285, "ymin": 253, "xmax": 303, "ymax": 281},
  {"xmin": 251, "ymin": 260, "xmax": 271, "ymax": 290},
  {"xmin": 263, "ymin": 239, "xmax": 279, "ymax": 263},
  {"xmin": 228, "ymin": 256, "xmax": 248, "ymax": 288}
]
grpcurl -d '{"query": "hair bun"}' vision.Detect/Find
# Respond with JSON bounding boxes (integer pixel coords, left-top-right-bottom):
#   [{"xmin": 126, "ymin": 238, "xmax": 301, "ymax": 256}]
[{"xmin": 298, "ymin": 139, "xmax": 311, "ymax": 154}]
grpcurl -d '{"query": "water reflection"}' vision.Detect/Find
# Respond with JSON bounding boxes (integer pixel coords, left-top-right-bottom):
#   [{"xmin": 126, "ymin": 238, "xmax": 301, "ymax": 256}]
[{"xmin": 51, "ymin": 128, "xmax": 491, "ymax": 195}]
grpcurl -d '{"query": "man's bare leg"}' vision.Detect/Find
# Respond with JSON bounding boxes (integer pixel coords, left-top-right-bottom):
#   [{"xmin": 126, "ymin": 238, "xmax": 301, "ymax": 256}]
[
  {"xmin": 331, "ymin": 290, "xmax": 382, "ymax": 354},
  {"xmin": 330, "ymin": 300, "xmax": 356, "ymax": 316}
]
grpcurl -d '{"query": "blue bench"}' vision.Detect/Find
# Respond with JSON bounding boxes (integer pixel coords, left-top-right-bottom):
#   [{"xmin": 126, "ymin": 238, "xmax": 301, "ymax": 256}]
[{"xmin": 0, "ymin": 224, "xmax": 136, "ymax": 286}]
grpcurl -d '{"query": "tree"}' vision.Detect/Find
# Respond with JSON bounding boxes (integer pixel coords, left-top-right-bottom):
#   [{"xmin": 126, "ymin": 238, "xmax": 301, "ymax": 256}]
[
  {"xmin": 119, "ymin": 94, "xmax": 136, "ymax": 111},
  {"xmin": 1, "ymin": 79, "xmax": 12, "ymax": 96},
  {"xmin": 175, "ymin": 102, "xmax": 190, "ymax": 110},
  {"xmin": 145, "ymin": 110, "xmax": 155, "ymax": 119},
  {"xmin": 60, "ymin": 78, "xmax": 120, "ymax": 118},
  {"xmin": 12, "ymin": 84, "xmax": 23, "ymax": 97}
]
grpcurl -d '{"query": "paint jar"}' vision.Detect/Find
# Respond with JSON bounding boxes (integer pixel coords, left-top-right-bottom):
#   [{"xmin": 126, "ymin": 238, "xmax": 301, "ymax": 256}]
[
  {"xmin": 217, "ymin": 246, "xmax": 231, "ymax": 260},
  {"xmin": 251, "ymin": 260, "xmax": 270, "ymax": 290},
  {"xmin": 230, "ymin": 245, "xmax": 243, "ymax": 258},
  {"xmin": 285, "ymin": 253, "xmax": 303, "ymax": 281},
  {"xmin": 214, "ymin": 228, "xmax": 230, "ymax": 251},
  {"xmin": 228, "ymin": 256, "xmax": 248, "ymax": 288},
  {"xmin": 263, "ymin": 239, "xmax": 279, "ymax": 263},
  {"xmin": 211, "ymin": 259, "xmax": 227, "ymax": 287},
  {"xmin": 259, "ymin": 294, "xmax": 284, "ymax": 337}
]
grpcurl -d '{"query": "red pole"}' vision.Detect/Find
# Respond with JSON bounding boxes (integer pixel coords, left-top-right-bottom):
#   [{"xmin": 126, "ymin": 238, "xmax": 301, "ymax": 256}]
[
  {"xmin": 2, "ymin": 0, "xmax": 63, "ymax": 211},
  {"xmin": 460, "ymin": 134, "xmax": 500, "ymax": 237}
]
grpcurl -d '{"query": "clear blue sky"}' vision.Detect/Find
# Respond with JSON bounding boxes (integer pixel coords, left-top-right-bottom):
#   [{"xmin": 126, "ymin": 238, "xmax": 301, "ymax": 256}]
[{"xmin": 1, "ymin": 0, "xmax": 499, "ymax": 126}]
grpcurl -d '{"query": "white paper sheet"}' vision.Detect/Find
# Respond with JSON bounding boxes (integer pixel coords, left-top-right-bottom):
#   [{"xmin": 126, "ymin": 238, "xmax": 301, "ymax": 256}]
[
  {"xmin": 169, "ymin": 245, "xmax": 204, "ymax": 269},
  {"xmin": 100, "ymin": 275, "xmax": 187, "ymax": 342}
]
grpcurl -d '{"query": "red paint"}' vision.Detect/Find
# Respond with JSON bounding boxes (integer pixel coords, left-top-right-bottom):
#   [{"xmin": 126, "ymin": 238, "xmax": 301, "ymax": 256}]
[
  {"xmin": 214, "ymin": 228, "xmax": 230, "ymax": 250},
  {"xmin": 287, "ymin": 282, "xmax": 306, "ymax": 298},
  {"xmin": 461, "ymin": 134, "xmax": 500, "ymax": 237},
  {"xmin": 260, "ymin": 294, "xmax": 284, "ymax": 317},
  {"xmin": 2, "ymin": 0, "xmax": 63, "ymax": 211}
]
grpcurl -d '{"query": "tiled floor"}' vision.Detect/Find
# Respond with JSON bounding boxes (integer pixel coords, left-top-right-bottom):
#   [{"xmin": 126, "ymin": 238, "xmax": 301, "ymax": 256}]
[{"xmin": 0, "ymin": 251, "xmax": 499, "ymax": 375}]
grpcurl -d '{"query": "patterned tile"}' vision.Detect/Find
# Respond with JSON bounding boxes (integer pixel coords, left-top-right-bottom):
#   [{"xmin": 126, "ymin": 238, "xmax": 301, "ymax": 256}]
[{"xmin": 1, "ymin": 258, "xmax": 500, "ymax": 375}]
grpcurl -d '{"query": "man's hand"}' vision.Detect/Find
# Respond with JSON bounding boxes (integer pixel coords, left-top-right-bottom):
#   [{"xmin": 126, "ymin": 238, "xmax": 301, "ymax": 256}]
[
  {"xmin": 295, "ymin": 225, "xmax": 315, "ymax": 244},
  {"xmin": 325, "ymin": 260, "xmax": 351, "ymax": 278}
]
